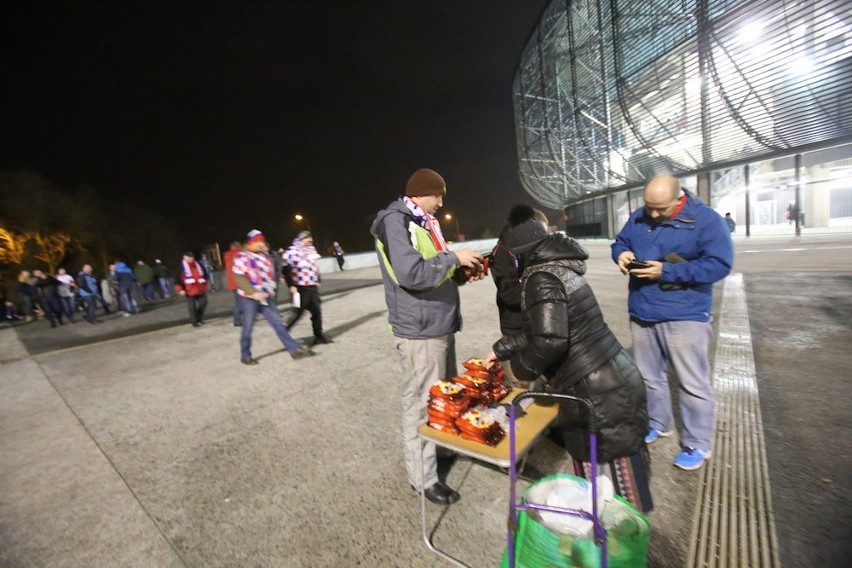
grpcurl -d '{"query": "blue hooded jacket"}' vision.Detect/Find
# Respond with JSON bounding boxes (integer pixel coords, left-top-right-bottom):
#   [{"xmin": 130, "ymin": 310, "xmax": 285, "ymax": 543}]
[
  {"xmin": 611, "ymin": 190, "xmax": 733, "ymax": 322},
  {"xmin": 114, "ymin": 262, "xmax": 136, "ymax": 286}
]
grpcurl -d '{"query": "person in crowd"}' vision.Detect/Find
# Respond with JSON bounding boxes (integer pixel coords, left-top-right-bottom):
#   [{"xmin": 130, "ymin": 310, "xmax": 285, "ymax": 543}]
[
  {"xmin": 268, "ymin": 247, "xmax": 284, "ymax": 304},
  {"xmin": 174, "ymin": 252, "xmax": 208, "ymax": 327},
  {"xmin": 485, "ymin": 210, "xmax": 653, "ymax": 513},
  {"xmin": 332, "ymin": 241, "xmax": 345, "ymax": 271},
  {"xmin": 76, "ymin": 264, "xmax": 103, "ymax": 324},
  {"xmin": 32, "ymin": 269, "xmax": 65, "ymax": 327},
  {"xmin": 55, "ymin": 267, "xmax": 78, "ymax": 323},
  {"xmin": 113, "ymin": 261, "xmax": 138, "ymax": 316},
  {"xmin": 134, "ymin": 260, "xmax": 156, "ymax": 302},
  {"xmin": 724, "ymin": 212, "xmax": 736, "ymax": 234},
  {"xmin": 17, "ymin": 270, "xmax": 36, "ymax": 322},
  {"xmin": 283, "ymin": 230, "xmax": 333, "ymax": 345},
  {"xmin": 786, "ymin": 201, "xmax": 798, "ymax": 226},
  {"xmin": 90, "ymin": 268, "xmax": 112, "ymax": 316},
  {"xmin": 371, "ymin": 168, "xmax": 484, "ymax": 505},
  {"xmin": 0, "ymin": 274, "xmax": 19, "ymax": 322},
  {"xmin": 200, "ymin": 253, "xmax": 217, "ymax": 292},
  {"xmin": 489, "ymin": 205, "xmax": 550, "ymax": 388},
  {"xmin": 612, "ymin": 174, "xmax": 733, "ymax": 471},
  {"xmin": 232, "ymin": 229, "xmax": 314, "ymax": 363},
  {"xmin": 223, "ymin": 241, "xmax": 245, "ymax": 327},
  {"xmin": 154, "ymin": 259, "xmax": 171, "ymax": 298},
  {"xmin": 105, "ymin": 264, "xmax": 118, "ymax": 311}
]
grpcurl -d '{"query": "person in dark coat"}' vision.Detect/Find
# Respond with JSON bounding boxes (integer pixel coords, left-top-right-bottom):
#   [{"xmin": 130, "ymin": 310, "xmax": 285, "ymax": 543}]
[
  {"xmin": 486, "ymin": 211, "xmax": 653, "ymax": 513},
  {"xmin": 489, "ymin": 205, "xmax": 550, "ymax": 388},
  {"xmin": 32, "ymin": 269, "xmax": 65, "ymax": 327}
]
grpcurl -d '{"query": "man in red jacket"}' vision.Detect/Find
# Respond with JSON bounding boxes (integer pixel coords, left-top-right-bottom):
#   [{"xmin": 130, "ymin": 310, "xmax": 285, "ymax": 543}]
[
  {"xmin": 174, "ymin": 251, "xmax": 208, "ymax": 327},
  {"xmin": 223, "ymin": 241, "xmax": 244, "ymax": 327}
]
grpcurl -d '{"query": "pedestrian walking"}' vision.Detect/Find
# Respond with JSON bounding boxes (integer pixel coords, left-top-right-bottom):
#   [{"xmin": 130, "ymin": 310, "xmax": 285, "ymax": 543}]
[
  {"xmin": 332, "ymin": 241, "xmax": 345, "ymax": 271},
  {"xmin": 174, "ymin": 252, "xmax": 208, "ymax": 327},
  {"xmin": 232, "ymin": 229, "xmax": 314, "ymax": 363},
  {"xmin": 283, "ymin": 230, "xmax": 333, "ymax": 345}
]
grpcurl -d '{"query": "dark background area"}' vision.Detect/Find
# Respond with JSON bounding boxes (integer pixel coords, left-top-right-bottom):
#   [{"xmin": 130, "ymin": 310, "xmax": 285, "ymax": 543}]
[{"xmin": 0, "ymin": 0, "xmax": 559, "ymax": 255}]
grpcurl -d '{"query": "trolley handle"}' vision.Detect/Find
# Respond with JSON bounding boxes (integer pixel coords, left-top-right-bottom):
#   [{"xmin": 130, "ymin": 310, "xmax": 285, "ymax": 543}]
[
  {"xmin": 511, "ymin": 391, "xmax": 597, "ymax": 433},
  {"xmin": 507, "ymin": 391, "xmax": 608, "ymax": 568}
]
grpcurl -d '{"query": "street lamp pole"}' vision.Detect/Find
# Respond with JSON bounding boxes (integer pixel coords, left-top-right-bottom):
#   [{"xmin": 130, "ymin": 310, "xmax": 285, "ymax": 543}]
[
  {"xmin": 444, "ymin": 213, "xmax": 461, "ymax": 240},
  {"xmin": 294, "ymin": 214, "xmax": 313, "ymax": 234}
]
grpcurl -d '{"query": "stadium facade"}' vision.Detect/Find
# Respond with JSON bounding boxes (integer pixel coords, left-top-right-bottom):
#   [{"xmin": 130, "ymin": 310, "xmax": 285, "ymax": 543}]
[{"xmin": 513, "ymin": 0, "xmax": 852, "ymax": 237}]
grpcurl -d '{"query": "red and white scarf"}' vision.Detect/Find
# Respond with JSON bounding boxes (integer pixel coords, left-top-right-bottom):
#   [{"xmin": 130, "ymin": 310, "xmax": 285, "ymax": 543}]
[
  {"xmin": 403, "ymin": 196, "xmax": 448, "ymax": 252},
  {"xmin": 182, "ymin": 259, "xmax": 206, "ymax": 284}
]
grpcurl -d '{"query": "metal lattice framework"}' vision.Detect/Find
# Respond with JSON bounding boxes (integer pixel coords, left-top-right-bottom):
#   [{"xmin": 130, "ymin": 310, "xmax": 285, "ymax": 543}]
[{"xmin": 513, "ymin": 0, "xmax": 852, "ymax": 209}]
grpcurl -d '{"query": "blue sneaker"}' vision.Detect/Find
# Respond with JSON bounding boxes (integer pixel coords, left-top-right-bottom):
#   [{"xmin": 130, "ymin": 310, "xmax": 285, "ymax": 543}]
[
  {"xmin": 644, "ymin": 428, "xmax": 674, "ymax": 444},
  {"xmin": 674, "ymin": 447, "xmax": 712, "ymax": 470}
]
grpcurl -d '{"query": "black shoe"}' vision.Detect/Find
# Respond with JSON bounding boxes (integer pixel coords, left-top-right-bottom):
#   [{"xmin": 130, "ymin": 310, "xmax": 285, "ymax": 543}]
[
  {"xmin": 233, "ymin": 322, "xmax": 242, "ymax": 327},
  {"xmin": 240, "ymin": 357, "xmax": 259, "ymax": 365},
  {"xmin": 192, "ymin": 322, "xmax": 201, "ymax": 327},
  {"xmin": 313, "ymin": 335, "xmax": 334, "ymax": 345},
  {"xmin": 198, "ymin": 320, "xmax": 206, "ymax": 325},
  {"xmin": 421, "ymin": 482, "xmax": 460, "ymax": 505},
  {"xmin": 290, "ymin": 346, "xmax": 316, "ymax": 360}
]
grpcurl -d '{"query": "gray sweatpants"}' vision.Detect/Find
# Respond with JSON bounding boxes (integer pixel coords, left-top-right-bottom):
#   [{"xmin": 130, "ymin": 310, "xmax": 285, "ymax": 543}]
[{"xmin": 394, "ymin": 335, "xmax": 457, "ymax": 491}]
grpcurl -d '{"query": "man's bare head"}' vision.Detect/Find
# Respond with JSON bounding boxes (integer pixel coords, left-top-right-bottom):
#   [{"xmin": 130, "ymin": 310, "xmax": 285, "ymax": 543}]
[{"xmin": 643, "ymin": 175, "xmax": 682, "ymax": 221}]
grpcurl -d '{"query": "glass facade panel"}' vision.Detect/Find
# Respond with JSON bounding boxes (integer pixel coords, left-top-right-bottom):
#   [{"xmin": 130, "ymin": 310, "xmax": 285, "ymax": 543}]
[
  {"xmin": 612, "ymin": 191, "xmax": 630, "ymax": 234},
  {"xmin": 515, "ymin": 0, "xmax": 852, "ymax": 227}
]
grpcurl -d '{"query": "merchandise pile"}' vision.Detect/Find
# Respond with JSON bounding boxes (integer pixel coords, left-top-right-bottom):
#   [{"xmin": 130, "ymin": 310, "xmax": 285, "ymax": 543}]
[{"xmin": 426, "ymin": 358, "xmax": 511, "ymax": 446}]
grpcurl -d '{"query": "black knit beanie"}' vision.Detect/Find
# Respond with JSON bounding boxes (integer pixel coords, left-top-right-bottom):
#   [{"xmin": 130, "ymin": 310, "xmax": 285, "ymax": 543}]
[
  {"xmin": 405, "ymin": 168, "xmax": 447, "ymax": 197},
  {"xmin": 504, "ymin": 205, "xmax": 549, "ymax": 254}
]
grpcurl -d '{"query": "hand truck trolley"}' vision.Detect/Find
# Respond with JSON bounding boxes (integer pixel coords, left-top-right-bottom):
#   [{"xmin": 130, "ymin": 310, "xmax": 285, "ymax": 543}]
[{"xmin": 506, "ymin": 392, "xmax": 607, "ymax": 568}]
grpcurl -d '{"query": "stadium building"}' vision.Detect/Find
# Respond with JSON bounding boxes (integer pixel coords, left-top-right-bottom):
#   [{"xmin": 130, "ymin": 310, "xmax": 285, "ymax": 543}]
[{"xmin": 513, "ymin": 0, "xmax": 852, "ymax": 237}]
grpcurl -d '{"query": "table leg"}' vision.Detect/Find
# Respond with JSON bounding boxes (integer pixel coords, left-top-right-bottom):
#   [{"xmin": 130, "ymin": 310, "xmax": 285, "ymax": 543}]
[{"xmin": 418, "ymin": 437, "xmax": 469, "ymax": 567}]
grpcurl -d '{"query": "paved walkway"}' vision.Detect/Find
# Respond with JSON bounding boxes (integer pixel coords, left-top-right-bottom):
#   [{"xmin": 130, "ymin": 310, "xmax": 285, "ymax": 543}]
[{"xmin": 1, "ymin": 235, "xmax": 850, "ymax": 567}]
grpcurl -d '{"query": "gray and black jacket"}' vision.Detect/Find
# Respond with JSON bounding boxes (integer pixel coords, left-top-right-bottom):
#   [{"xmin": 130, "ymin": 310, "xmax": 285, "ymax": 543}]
[{"xmin": 370, "ymin": 198, "xmax": 462, "ymax": 339}]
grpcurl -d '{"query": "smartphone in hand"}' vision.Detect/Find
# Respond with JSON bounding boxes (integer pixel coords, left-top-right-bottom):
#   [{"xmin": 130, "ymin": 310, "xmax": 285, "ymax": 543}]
[{"xmin": 627, "ymin": 260, "xmax": 651, "ymax": 270}]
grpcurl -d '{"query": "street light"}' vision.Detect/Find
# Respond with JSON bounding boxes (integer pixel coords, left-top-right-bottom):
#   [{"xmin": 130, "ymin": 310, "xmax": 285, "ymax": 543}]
[
  {"xmin": 444, "ymin": 213, "xmax": 461, "ymax": 241},
  {"xmin": 294, "ymin": 214, "xmax": 312, "ymax": 234}
]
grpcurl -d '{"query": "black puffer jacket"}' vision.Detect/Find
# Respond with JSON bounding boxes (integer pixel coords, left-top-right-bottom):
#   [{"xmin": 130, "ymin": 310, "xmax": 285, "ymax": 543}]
[
  {"xmin": 490, "ymin": 237, "xmax": 524, "ymax": 335},
  {"xmin": 493, "ymin": 233, "xmax": 648, "ymax": 462}
]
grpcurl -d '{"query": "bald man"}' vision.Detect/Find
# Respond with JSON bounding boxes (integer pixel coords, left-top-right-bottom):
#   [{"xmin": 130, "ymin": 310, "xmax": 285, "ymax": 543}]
[{"xmin": 612, "ymin": 174, "xmax": 733, "ymax": 471}]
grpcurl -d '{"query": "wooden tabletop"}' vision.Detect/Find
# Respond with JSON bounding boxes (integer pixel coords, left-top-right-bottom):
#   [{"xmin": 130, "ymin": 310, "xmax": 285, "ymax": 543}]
[{"xmin": 417, "ymin": 389, "xmax": 559, "ymax": 468}]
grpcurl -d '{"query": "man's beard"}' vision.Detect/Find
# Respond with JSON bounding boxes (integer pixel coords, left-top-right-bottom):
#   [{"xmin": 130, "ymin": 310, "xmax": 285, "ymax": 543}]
[{"xmin": 644, "ymin": 214, "xmax": 667, "ymax": 228}]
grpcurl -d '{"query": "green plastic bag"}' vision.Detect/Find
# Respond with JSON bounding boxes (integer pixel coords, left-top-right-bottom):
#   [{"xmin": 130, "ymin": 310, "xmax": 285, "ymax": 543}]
[{"xmin": 501, "ymin": 474, "xmax": 651, "ymax": 568}]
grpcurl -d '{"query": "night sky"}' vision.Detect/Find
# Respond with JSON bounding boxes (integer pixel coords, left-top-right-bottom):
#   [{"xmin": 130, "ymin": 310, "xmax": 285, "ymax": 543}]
[{"xmin": 1, "ymin": 1, "xmax": 556, "ymax": 254}]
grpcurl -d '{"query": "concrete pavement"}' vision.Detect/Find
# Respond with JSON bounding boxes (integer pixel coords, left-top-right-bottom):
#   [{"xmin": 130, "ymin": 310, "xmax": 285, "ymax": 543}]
[{"xmin": 1, "ymin": 234, "xmax": 850, "ymax": 567}]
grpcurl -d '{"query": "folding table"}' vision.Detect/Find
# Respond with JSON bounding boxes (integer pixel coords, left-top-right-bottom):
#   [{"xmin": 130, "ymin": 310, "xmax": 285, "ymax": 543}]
[{"xmin": 416, "ymin": 388, "xmax": 559, "ymax": 567}]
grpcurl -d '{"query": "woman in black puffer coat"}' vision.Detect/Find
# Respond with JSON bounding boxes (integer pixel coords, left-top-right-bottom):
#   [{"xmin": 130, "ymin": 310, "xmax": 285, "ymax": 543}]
[{"xmin": 486, "ymin": 212, "xmax": 653, "ymax": 513}]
